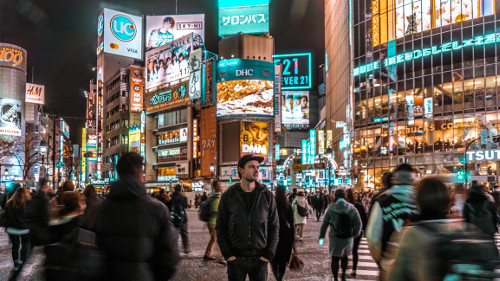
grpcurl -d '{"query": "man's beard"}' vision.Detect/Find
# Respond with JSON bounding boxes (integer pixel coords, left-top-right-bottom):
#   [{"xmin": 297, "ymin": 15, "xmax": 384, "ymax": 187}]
[{"xmin": 245, "ymin": 175, "xmax": 257, "ymax": 182}]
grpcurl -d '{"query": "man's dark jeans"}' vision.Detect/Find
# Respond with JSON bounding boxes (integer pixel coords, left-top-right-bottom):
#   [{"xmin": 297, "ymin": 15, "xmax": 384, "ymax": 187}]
[{"xmin": 227, "ymin": 256, "xmax": 268, "ymax": 281}]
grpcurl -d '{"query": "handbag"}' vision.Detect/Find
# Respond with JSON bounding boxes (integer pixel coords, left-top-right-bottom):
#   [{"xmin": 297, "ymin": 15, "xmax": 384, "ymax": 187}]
[{"xmin": 289, "ymin": 249, "xmax": 304, "ymax": 271}]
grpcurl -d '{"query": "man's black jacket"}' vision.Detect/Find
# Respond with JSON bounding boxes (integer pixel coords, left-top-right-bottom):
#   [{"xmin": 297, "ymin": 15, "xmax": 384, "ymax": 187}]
[{"xmin": 216, "ymin": 182, "xmax": 279, "ymax": 261}]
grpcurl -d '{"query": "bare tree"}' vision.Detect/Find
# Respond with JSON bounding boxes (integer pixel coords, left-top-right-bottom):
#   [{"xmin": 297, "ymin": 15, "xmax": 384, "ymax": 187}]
[{"xmin": 14, "ymin": 135, "xmax": 40, "ymax": 181}]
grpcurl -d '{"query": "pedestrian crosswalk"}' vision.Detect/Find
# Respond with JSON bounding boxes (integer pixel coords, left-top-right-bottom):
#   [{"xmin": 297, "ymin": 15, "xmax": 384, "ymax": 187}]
[{"xmin": 344, "ymin": 237, "xmax": 378, "ymax": 280}]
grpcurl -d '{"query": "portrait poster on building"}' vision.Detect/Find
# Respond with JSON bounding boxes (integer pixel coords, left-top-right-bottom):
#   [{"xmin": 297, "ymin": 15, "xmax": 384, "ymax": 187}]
[
  {"xmin": 240, "ymin": 121, "xmax": 269, "ymax": 161},
  {"xmin": 0, "ymin": 99, "xmax": 22, "ymax": 136},
  {"xmin": 145, "ymin": 14, "xmax": 205, "ymax": 50}
]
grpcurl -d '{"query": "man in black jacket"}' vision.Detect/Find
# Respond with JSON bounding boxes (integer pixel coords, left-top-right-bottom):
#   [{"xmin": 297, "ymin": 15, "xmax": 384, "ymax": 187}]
[
  {"xmin": 217, "ymin": 154, "xmax": 279, "ymax": 281},
  {"xmin": 94, "ymin": 152, "xmax": 179, "ymax": 280},
  {"xmin": 167, "ymin": 184, "xmax": 191, "ymax": 253}
]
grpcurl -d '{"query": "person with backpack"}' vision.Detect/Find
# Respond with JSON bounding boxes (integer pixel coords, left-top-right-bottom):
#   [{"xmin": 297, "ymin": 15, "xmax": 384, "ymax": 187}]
[
  {"xmin": 202, "ymin": 180, "xmax": 224, "ymax": 264},
  {"xmin": 292, "ymin": 191, "xmax": 309, "ymax": 241},
  {"xmin": 386, "ymin": 177, "xmax": 499, "ymax": 281},
  {"xmin": 319, "ymin": 189, "xmax": 362, "ymax": 281},
  {"xmin": 463, "ymin": 183, "xmax": 498, "ymax": 238},
  {"xmin": 366, "ymin": 164, "xmax": 418, "ymax": 279},
  {"xmin": 168, "ymin": 184, "xmax": 191, "ymax": 254}
]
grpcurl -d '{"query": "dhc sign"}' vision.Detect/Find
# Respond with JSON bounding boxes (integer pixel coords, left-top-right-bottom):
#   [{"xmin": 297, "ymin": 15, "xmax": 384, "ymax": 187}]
[{"xmin": 466, "ymin": 150, "xmax": 500, "ymax": 161}]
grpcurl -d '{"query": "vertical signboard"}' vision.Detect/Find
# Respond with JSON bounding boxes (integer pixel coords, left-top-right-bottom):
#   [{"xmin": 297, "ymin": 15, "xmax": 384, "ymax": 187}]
[
  {"xmin": 309, "ymin": 130, "xmax": 316, "ymax": 159},
  {"xmin": 424, "ymin": 97, "xmax": 433, "ymax": 118},
  {"xmin": 102, "ymin": 8, "xmax": 143, "ymax": 60},
  {"xmin": 275, "ymin": 144, "xmax": 280, "ymax": 161},
  {"xmin": 200, "ymin": 107, "xmax": 217, "ymax": 177},
  {"xmin": 326, "ymin": 130, "xmax": 333, "ymax": 150},
  {"xmin": 318, "ymin": 130, "xmax": 325, "ymax": 155},
  {"xmin": 193, "ymin": 118, "xmax": 199, "ymax": 159},
  {"xmin": 97, "ymin": 11, "xmax": 104, "ymax": 55},
  {"xmin": 128, "ymin": 126, "xmax": 141, "ymax": 152},
  {"xmin": 129, "ymin": 66, "xmax": 144, "ymax": 112},
  {"xmin": 274, "ymin": 64, "xmax": 281, "ymax": 133},
  {"xmin": 189, "ymin": 70, "xmax": 202, "ymax": 100},
  {"xmin": 81, "ymin": 128, "xmax": 86, "ymax": 183},
  {"xmin": 301, "ymin": 139, "xmax": 307, "ymax": 165},
  {"xmin": 87, "ymin": 91, "xmax": 96, "ymax": 129},
  {"xmin": 25, "ymin": 83, "xmax": 45, "ymax": 105},
  {"xmin": 140, "ymin": 111, "xmax": 146, "ymax": 161}
]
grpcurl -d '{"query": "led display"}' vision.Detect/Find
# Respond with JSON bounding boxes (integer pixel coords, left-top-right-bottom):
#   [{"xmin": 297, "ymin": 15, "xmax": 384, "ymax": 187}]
[
  {"xmin": 281, "ymin": 91, "xmax": 309, "ymax": 124},
  {"xmin": 217, "ymin": 79, "xmax": 274, "ymax": 118},
  {"xmin": 273, "ymin": 53, "xmax": 312, "ymax": 90},
  {"xmin": 146, "ymin": 14, "xmax": 205, "ymax": 50}
]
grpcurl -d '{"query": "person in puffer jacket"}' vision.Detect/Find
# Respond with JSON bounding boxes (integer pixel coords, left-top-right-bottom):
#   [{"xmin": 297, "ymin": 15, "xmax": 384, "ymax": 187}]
[{"xmin": 319, "ymin": 189, "xmax": 361, "ymax": 281}]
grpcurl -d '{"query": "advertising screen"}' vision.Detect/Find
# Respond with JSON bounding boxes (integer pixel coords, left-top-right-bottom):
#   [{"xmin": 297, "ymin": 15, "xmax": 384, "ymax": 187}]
[
  {"xmin": 240, "ymin": 121, "xmax": 269, "ymax": 160},
  {"xmin": 146, "ymin": 14, "xmax": 205, "ymax": 50},
  {"xmin": 128, "ymin": 127, "xmax": 141, "ymax": 153},
  {"xmin": 0, "ymin": 99, "xmax": 22, "ymax": 136},
  {"xmin": 281, "ymin": 91, "xmax": 309, "ymax": 124},
  {"xmin": 217, "ymin": 79, "xmax": 274, "ymax": 118},
  {"xmin": 273, "ymin": 53, "xmax": 312, "ymax": 90},
  {"xmin": 145, "ymin": 34, "xmax": 200, "ymax": 91},
  {"xmin": 102, "ymin": 8, "xmax": 143, "ymax": 60},
  {"xmin": 129, "ymin": 66, "xmax": 144, "ymax": 112},
  {"xmin": 218, "ymin": 0, "xmax": 269, "ymax": 36},
  {"xmin": 157, "ymin": 127, "xmax": 188, "ymax": 145},
  {"xmin": 158, "ymin": 146, "xmax": 188, "ymax": 162},
  {"xmin": 25, "ymin": 83, "xmax": 45, "ymax": 105},
  {"xmin": 146, "ymin": 83, "xmax": 189, "ymax": 113}
]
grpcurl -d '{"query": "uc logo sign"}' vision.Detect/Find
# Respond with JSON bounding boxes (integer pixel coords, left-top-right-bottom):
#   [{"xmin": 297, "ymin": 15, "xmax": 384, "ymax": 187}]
[
  {"xmin": 110, "ymin": 14, "xmax": 136, "ymax": 42},
  {"xmin": 98, "ymin": 15, "xmax": 103, "ymax": 36}
]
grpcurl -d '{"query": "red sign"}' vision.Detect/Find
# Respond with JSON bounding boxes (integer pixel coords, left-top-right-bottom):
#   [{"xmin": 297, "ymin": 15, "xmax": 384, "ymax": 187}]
[{"xmin": 130, "ymin": 66, "xmax": 144, "ymax": 112}]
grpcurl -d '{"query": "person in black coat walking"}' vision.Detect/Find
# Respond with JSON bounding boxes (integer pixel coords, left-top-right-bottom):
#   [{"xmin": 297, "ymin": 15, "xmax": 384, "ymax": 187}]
[
  {"xmin": 346, "ymin": 188, "xmax": 367, "ymax": 278},
  {"xmin": 91, "ymin": 152, "xmax": 179, "ymax": 280},
  {"xmin": 312, "ymin": 191, "xmax": 326, "ymax": 221},
  {"xmin": 271, "ymin": 185, "xmax": 295, "ymax": 281},
  {"xmin": 167, "ymin": 184, "xmax": 191, "ymax": 253},
  {"xmin": 463, "ymin": 184, "xmax": 498, "ymax": 237},
  {"xmin": 25, "ymin": 179, "xmax": 51, "ymax": 247}
]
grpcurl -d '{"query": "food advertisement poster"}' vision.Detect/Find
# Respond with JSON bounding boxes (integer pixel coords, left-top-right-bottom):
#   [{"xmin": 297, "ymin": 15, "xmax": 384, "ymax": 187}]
[
  {"xmin": 217, "ymin": 79, "xmax": 274, "ymax": 118},
  {"xmin": 281, "ymin": 91, "xmax": 309, "ymax": 124},
  {"xmin": 240, "ymin": 121, "xmax": 269, "ymax": 160}
]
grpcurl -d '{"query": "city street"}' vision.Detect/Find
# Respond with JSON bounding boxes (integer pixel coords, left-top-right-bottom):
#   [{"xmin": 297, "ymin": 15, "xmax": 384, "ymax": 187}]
[{"xmin": 0, "ymin": 208, "xmax": 380, "ymax": 281}]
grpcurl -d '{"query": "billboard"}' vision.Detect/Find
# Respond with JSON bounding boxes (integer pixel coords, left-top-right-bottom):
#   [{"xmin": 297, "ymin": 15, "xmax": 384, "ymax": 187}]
[
  {"xmin": 281, "ymin": 91, "xmax": 309, "ymax": 124},
  {"xmin": 218, "ymin": 0, "xmax": 270, "ymax": 36},
  {"xmin": 240, "ymin": 121, "xmax": 269, "ymax": 160},
  {"xmin": 146, "ymin": 14, "xmax": 205, "ymax": 50},
  {"xmin": 129, "ymin": 66, "xmax": 144, "ymax": 112},
  {"xmin": 0, "ymin": 99, "xmax": 22, "ymax": 136},
  {"xmin": 146, "ymin": 83, "xmax": 189, "ymax": 113},
  {"xmin": 216, "ymin": 59, "xmax": 274, "ymax": 118},
  {"xmin": 61, "ymin": 120, "xmax": 70, "ymax": 138},
  {"xmin": 158, "ymin": 146, "xmax": 188, "ymax": 162},
  {"xmin": 200, "ymin": 107, "xmax": 217, "ymax": 177},
  {"xmin": 189, "ymin": 70, "xmax": 202, "ymax": 100},
  {"xmin": 145, "ymin": 34, "xmax": 200, "ymax": 91},
  {"xmin": 0, "ymin": 44, "xmax": 26, "ymax": 71},
  {"xmin": 128, "ymin": 126, "xmax": 140, "ymax": 153},
  {"xmin": 102, "ymin": 8, "xmax": 143, "ymax": 60},
  {"xmin": 25, "ymin": 83, "xmax": 45, "ymax": 105},
  {"xmin": 157, "ymin": 127, "xmax": 188, "ymax": 145},
  {"xmin": 273, "ymin": 53, "xmax": 312, "ymax": 90},
  {"xmin": 86, "ymin": 91, "xmax": 96, "ymax": 129}
]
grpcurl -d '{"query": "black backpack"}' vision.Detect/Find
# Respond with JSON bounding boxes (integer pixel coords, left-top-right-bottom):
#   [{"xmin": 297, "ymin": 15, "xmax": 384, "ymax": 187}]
[
  {"xmin": 417, "ymin": 223, "xmax": 500, "ymax": 280},
  {"xmin": 295, "ymin": 201, "xmax": 308, "ymax": 217},
  {"xmin": 333, "ymin": 212, "xmax": 353, "ymax": 238},
  {"xmin": 466, "ymin": 201, "xmax": 496, "ymax": 236},
  {"xmin": 170, "ymin": 200, "xmax": 186, "ymax": 227},
  {"xmin": 199, "ymin": 196, "xmax": 215, "ymax": 222}
]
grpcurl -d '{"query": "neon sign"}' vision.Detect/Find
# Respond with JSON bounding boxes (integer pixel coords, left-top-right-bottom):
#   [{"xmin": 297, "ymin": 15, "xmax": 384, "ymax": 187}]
[
  {"xmin": 273, "ymin": 53, "xmax": 312, "ymax": 90},
  {"xmin": 353, "ymin": 32, "xmax": 500, "ymax": 77},
  {"xmin": 0, "ymin": 47, "xmax": 24, "ymax": 67}
]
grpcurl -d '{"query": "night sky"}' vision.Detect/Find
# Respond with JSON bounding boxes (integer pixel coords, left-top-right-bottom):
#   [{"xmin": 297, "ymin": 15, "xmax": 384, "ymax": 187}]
[{"xmin": 0, "ymin": 0, "xmax": 325, "ymax": 144}]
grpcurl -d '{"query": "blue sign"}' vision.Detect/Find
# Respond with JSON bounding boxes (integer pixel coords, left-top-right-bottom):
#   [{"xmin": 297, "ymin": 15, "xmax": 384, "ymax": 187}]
[
  {"xmin": 275, "ymin": 144, "xmax": 280, "ymax": 161},
  {"xmin": 111, "ymin": 14, "xmax": 137, "ymax": 42},
  {"xmin": 273, "ymin": 53, "xmax": 312, "ymax": 90}
]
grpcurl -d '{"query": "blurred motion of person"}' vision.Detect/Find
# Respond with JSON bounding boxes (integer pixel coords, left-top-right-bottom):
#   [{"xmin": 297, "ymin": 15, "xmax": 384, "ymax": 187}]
[
  {"xmin": 366, "ymin": 164, "xmax": 418, "ymax": 279},
  {"xmin": 449, "ymin": 184, "xmax": 467, "ymax": 217},
  {"xmin": 91, "ymin": 152, "xmax": 179, "ymax": 280},
  {"xmin": 319, "ymin": 189, "xmax": 362, "ymax": 281},
  {"xmin": 292, "ymin": 191, "xmax": 309, "ymax": 241},
  {"xmin": 312, "ymin": 190, "xmax": 326, "ymax": 221},
  {"xmin": 25, "ymin": 178, "xmax": 51, "ymax": 247},
  {"xmin": 82, "ymin": 184, "xmax": 99, "ymax": 216},
  {"xmin": 271, "ymin": 185, "xmax": 295, "ymax": 281},
  {"xmin": 346, "ymin": 189, "xmax": 367, "ymax": 278},
  {"xmin": 4, "ymin": 185, "xmax": 32, "ymax": 280},
  {"xmin": 463, "ymin": 183, "xmax": 498, "ymax": 238},
  {"xmin": 167, "ymin": 184, "xmax": 191, "ymax": 254},
  {"xmin": 203, "ymin": 180, "xmax": 224, "ymax": 264}
]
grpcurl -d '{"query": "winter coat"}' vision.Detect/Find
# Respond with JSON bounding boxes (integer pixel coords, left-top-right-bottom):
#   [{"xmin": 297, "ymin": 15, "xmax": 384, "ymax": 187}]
[
  {"xmin": 292, "ymin": 196, "xmax": 308, "ymax": 224},
  {"xmin": 312, "ymin": 194, "xmax": 325, "ymax": 210},
  {"xmin": 353, "ymin": 201, "xmax": 367, "ymax": 233},
  {"xmin": 272, "ymin": 202, "xmax": 295, "ymax": 266},
  {"xmin": 319, "ymin": 198, "xmax": 362, "ymax": 257},
  {"xmin": 94, "ymin": 174, "xmax": 179, "ymax": 281},
  {"xmin": 366, "ymin": 184, "xmax": 418, "ymax": 262},
  {"xmin": 25, "ymin": 190, "xmax": 50, "ymax": 245},
  {"xmin": 4, "ymin": 201, "xmax": 30, "ymax": 231},
  {"xmin": 386, "ymin": 219, "xmax": 469, "ymax": 281},
  {"xmin": 463, "ymin": 191, "xmax": 498, "ymax": 236},
  {"xmin": 216, "ymin": 182, "xmax": 279, "ymax": 260}
]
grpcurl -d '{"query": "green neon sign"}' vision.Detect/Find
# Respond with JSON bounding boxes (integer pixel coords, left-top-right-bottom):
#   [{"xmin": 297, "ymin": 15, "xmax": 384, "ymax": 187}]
[
  {"xmin": 353, "ymin": 32, "xmax": 500, "ymax": 77},
  {"xmin": 218, "ymin": 1, "xmax": 270, "ymax": 36}
]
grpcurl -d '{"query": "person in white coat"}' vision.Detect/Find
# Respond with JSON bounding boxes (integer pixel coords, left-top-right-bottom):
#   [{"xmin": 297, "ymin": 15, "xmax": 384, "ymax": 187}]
[{"xmin": 292, "ymin": 191, "xmax": 308, "ymax": 241}]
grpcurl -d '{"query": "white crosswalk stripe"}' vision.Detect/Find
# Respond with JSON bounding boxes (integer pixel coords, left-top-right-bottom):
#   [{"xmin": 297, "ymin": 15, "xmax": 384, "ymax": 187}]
[{"xmin": 344, "ymin": 238, "xmax": 379, "ymax": 280}]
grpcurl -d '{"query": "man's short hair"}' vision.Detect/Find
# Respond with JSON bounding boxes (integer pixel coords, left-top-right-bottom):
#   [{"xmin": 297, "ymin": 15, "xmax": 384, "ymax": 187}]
[
  {"xmin": 174, "ymin": 184, "xmax": 182, "ymax": 192},
  {"xmin": 116, "ymin": 152, "xmax": 143, "ymax": 177},
  {"xmin": 163, "ymin": 16, "xmax": 175, "ymax": 25},
  {"xmin": 394, "ymin": 163, "xmax": 414, "ymax": 173}
]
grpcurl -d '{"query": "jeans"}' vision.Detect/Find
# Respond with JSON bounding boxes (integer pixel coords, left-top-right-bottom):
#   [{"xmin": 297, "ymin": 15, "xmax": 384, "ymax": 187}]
[
  {"xmin": 315, "ymin": 208, "xmax": 322, "ymax": 221},
  {"xmin": 352, "ymin": 235, "xmax": 362, "ymax": 271},
  {"xmin": 204, "ymin": 223, "xmax": 222, "ymax": 259},
  {"xmin": 227, "ymin": 256, "xmax": 268, "ymax": 281},
  {"xmin": 175, "ymin": 223, "xmax": 190, "ymax": 252}
]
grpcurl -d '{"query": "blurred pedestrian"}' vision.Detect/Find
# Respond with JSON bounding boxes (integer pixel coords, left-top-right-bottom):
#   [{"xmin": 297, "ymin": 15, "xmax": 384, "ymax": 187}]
[
  {"xmin": 369, "ymin": 172, "xmax": 393, "ymax": 214},
  {"xmin": 44, "ymin": 191, "xmax": 85, "ymax": 281},
  {"xmin": 91, "ymin": 152, "xmax": 179, "ymax": 280},
  {"xmin": 366, "ymin": 164, "xmax": 418, "ymax": 279},
  {"xmin": 386, "ymin": 177, "xmax": 499, "ymax": 281},
  {"xmin": 49, "ymin": 180, "xmax": 75, "ymax": 210},
  {"xmin": 463, "ymin": 184, "xmax": 498, "ymax": 238},
  {"xmin": 312, "ymin": 191, "xmax": 326, "ymax": 221},
  {"xmin": 271, "ymin": 185, "xmax": 295, "ymax": 281},
  {"xmin": 82, "ymin": 185, "xmax": 100, "ymax": 215},
  {"xmin": 203, "ymin": 180, "xmax": 224, "ymax": 264},
  {"xmin": 4, "ymin": 185, "xmax": 32, "ymax": 280},
  {"xmin": 168, "ymin": 184, "xmax": 191, "ymax": 253},
  {"xmin": 216, "ymin": 154, "xmax": 279, "ymax": 281},
  {"xmin": 25, "ymin": 178, "xmax": 51, "ymax": 247},
  {"xmin": 288, "ymin": 188, "xmax": 298, "ymax": 204},
  {"xmin": 319, "ymin": 189, "xmax": 362, "ymax": 281},
  {"xmin": 201, "ymin": 191, "xmax": 208, "ymax": 203},
  {"xmin": 346, "ymin": 189, "xmax": 367, "ymax": 278},
  {"xmin": 292, "ymin": 191, "xmax": 309, "ymax": 241},
  {"xmin": 450, "ymin": 184, "xmax": 467, "ymax": 217}
]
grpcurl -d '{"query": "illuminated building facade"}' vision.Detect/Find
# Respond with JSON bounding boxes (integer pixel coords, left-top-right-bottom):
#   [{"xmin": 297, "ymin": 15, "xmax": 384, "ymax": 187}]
[{"xmin": 351, "ymin": 0, "xmax": 499, "ymax": 188}]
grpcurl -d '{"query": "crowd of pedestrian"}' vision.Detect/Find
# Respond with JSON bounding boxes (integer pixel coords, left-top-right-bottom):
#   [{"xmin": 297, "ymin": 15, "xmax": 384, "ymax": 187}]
[{"xmin": 1, "ymin": 152, "xmax": 500, "ymax": 281}]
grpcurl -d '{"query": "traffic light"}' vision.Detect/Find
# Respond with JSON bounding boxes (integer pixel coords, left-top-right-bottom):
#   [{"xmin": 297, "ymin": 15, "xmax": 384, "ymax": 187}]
[{"xmin": 456, "ymin": 170, "xmax": 465, "ymax": 181}]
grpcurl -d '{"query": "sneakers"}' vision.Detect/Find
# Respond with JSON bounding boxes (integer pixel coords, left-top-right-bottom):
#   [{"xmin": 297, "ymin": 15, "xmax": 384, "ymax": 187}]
[{"xmin": 203, "ymin": 256, "xmax": 216, "ymax": 261}]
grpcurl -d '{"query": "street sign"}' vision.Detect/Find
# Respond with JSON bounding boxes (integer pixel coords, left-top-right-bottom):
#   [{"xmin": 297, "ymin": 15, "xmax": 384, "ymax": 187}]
[
  {"xmin": 56, "ymin": 161, "xmax": 63, "ymax": 169},
  {"xmin": 480, "ymin": 129, "xmax": 489, "ymax": 145},
  {"xmin": 459, "ymin": 157, "xmax": 468, "ymax": 165}
]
